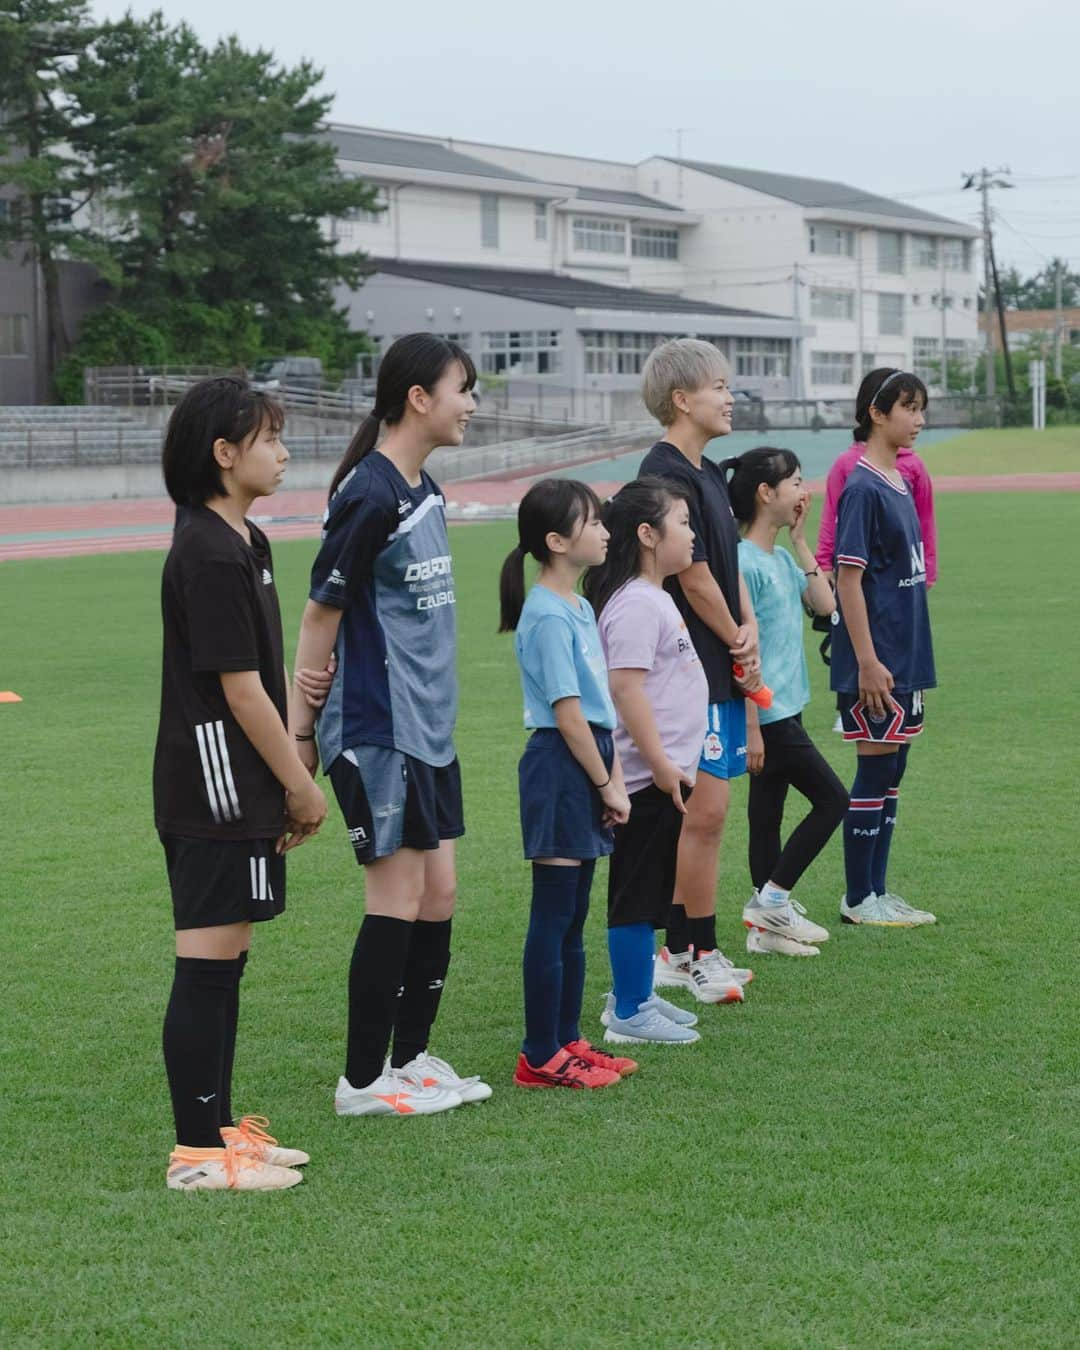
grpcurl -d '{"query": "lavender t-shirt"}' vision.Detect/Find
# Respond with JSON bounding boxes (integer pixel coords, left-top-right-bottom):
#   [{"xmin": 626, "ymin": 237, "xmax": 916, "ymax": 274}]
[{"xmin": 598, "ymin": 578, "xmax": 709, "ymax": 795}]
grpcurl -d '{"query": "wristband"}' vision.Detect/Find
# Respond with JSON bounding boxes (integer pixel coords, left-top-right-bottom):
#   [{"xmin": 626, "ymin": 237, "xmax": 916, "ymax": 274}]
[
  {"xmin": 594, "ymin": 775, "xmax": 611, "ymax": 789},
  {"xmin": 804, "ymin": 566, "xmax": 821, "ymax": 577},
  {"xmin": 295, "ymin": 733, "xmax": 315, "ymax": 742}
]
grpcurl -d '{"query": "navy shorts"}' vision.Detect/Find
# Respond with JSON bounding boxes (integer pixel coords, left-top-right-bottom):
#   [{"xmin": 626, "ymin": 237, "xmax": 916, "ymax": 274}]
[
  {"xmin": 328, "ymin": 746, "xmax": 464, "ymax": 864},
  {"xmin": 161, "ymin": 833, "xmax": 285, "ymax": 930},
  {"xmin": 698, "ymin": 700, "xmax": 748, "ymax": 780},
  {"xmin": 837, "ymin": 689, "xmax": 925, "ymax": 744},
  {"xmin": 519, "ymin": 726, "xmax": 614, "ymax": 861}
]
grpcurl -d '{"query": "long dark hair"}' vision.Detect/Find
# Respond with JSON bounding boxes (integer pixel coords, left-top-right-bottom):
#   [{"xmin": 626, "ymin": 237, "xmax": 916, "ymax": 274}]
[
  {"xmin": 162, "ymin": 376, "xmax": 283, "ymax": 507},
  {"xmin": 853, "ymin": 367, "xmax": 928, "ymax": 443},
  {"xmin": 582, "ymin": 476, "xmax": 689, "ymax": 616},
  {"xmin": 498, "ymin": 478, "xmax": 603, "ymax": 632},
  {"xmin": 329, "ymin": 333, "xmax": 477, "ymax": 499},
  {"xmin": 720, "ymin": 446, "xmax": 801, "ymax": 525}
]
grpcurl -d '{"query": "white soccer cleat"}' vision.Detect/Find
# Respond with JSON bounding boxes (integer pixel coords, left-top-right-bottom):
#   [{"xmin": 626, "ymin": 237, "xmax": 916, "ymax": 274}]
[
  {"xmin": 334, "ymin": 1071, "xmax": 462, "ymax": 1117},
  {"xmin": 221, "ymin": 1114, "xmax": 310, "ymax": 1167},
  {"xmin": 392, "ymin": 1051, "xmax": 492, "ymax": 1104},
  {"xmin": 653, "ymin": 946, "xmax": 693, "ymax": 989},
  {"xmin": 688, "ymin": 950, "xmax": 745, "ymax": 1004},
  {"xmin": 743, "ymin": 890, "xmax": 830, "ymax": 944},
  {"xmin": 166, "ymin": 1146, "xmax": 303, "ymax": 1192},
  {"xmin": 746, "ymin": 926, "xmax": 819, "ymax": 957},
  {"xmin": 881, "ymin": 892, "xmax": 937, "ymax": 925},
  {"xmin": 839, "ymin": 893, "xmax": 917, "ymax": 927}
]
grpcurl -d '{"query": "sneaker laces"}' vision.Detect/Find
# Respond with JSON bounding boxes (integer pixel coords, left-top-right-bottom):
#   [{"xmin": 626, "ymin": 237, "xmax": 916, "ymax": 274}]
[
  {"xmin": 413, "ymin": 1052, "xmax": 480, "ymax": 1088},
  {"xmin": 229, "ymin": 1114, "xmax": 279, "ymax": 1160},
  {"xmin": 172, "ymin": 1144, "xmax": 258, "ymax": 1188}
]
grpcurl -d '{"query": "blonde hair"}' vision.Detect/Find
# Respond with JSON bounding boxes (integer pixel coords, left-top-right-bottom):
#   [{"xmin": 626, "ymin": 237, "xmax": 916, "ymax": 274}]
[{"xmin": 641, "ymin": 338, "xmax": 730, "ymax": 427}]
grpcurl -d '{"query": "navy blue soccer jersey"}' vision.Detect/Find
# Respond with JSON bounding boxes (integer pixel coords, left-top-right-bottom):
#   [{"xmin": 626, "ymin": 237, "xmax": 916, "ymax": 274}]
[
  {"xmin": 830, "ymin": 457, "xmax": 936, "ymax": 694},
  {"xmin": 309, "ymin": 451, "xmax": 457, "ymax": 771}
]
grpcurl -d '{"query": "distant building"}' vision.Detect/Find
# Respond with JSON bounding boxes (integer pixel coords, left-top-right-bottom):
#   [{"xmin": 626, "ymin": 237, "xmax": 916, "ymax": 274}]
[{"xmin": 978, "ymin": 307, "xmax": 1080, "ymax": 351}]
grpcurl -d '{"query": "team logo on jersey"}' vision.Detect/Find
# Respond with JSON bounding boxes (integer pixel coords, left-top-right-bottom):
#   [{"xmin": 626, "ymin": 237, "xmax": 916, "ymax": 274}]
[
  {"xmin": 329, "ymin": 568, "xmax": 347, "ymax": 587},
  {"xmin": 398, "ymin": 498, "xmax": 413, "ymax": 516},
  {"xmin": 261, "ymin": 568, "xmax": 273, "ymax": 586},
  {"xmin": 899, "ymin": 542, "xmax": 927, "ymax": 587},
  {"xmin": 703, "ymin": 732, "xmax": 723, "ymax": 760},
  {"xmin": 404, "ymin": 555, "xmax": 452, "ymax": 583}
]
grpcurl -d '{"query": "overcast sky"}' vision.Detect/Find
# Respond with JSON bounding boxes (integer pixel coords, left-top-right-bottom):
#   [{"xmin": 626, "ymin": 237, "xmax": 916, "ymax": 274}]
[{"xmin": 92, "ymin": 0, "xmax": 1080, "ymax": 276}]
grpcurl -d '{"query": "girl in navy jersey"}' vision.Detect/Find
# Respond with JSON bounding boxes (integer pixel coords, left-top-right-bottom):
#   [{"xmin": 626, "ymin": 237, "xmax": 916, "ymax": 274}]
[
  {"xmin": 831, "ymin": 368, "xmax": 938, "ymax": 928},
  {"xmin": 291, "ymin": 334, "xmax": 492, "ymax": 1116}
]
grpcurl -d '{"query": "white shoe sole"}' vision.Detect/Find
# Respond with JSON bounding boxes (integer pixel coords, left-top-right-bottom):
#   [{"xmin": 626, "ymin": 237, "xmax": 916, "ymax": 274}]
[
  {"xmin": 653, "ymin": 970, "xmax": 692, "ymax": 990},
  {"xmin": 335, "ymin": 1093, "xmax": 462, "ymax": 1117},
  {"xmin": 603, "ymin": 1026, "xmax": 700, "ymax": 1046},
  {"xmin": 689, "ymin": 982, "xmax": 744, "ymax": 1004},
  {"xmin": 747, "ymin": 930, "xmax": 820, "ymax": 957}
]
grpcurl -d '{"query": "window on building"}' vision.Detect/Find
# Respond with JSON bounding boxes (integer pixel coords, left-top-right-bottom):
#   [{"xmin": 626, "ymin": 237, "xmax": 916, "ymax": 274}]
[
  {"xmin": 435, "ymin": 333, "xmax": 470, "ymax": 349},
  {"xmin": 912, "ymin": 336, "xmax": 940, "ymax": 383},
  {"xmin": 913, "ymin": 235, "xmax": 939, "ymax": 269},
  {"xmin": 943, "ymin": 238, "xmax": 971, "ymax": 271},
  {"xmin": 572, "ymin": 217, "xmax": 626, "ymax": 254},
  {"xmin": 877, "ymin": 231, "xmax": 904, "ymax": 274},
  {"xmin": 480, "ymin": 330, "xmax": 561, "ymax": 375},
  {"xmin": 481, "ymin": 194, "xmax": 500, "ymax": 249},
  {"xmin": 878, "ymin": 293, "xmax": 904, "ymax": 336},
  {"xmin": 583, "ymin": 331, "xmax": 674, "ymax": 375},
  {"xmin": 810, "ymin": 287, "xmax": 855, "ymax": 320},
  {"xmin": 534, "ymin": 201, "xmax": 548, "ymax": 242},
  {"xmin": 963, "ymin": 297, "xmax": 973, "ymax": 309},
  {"xmin": 631, "ymin": 225, "xmax": 679, "ymax": 259},
  {"xmin": 0, "ymin": 313, "xmax": 29, "ymax": 357},
  {"xmin": 808, "ymin": 223, "xmax": 854, "ymax": 257},
  {"xmin": 734, "ymin": 338, "xmax": 790, "ymax": 379},
  {"xmin": 811, "ymin": 350, "xmax": 854, "ymax": 385}
]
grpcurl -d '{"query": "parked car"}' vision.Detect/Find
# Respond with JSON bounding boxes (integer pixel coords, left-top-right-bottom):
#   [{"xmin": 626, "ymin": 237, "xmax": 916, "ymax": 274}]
[
  {"xmin": 251, "ymin": 356, "xmax": 324, "ymax": 392},
  {"xmin": 761, "ymin": 399, "xmax": 849, "ymax": 430},
  {"xmin": 729, "ymin": 388, "xmax": 767, "ymax": 430}
]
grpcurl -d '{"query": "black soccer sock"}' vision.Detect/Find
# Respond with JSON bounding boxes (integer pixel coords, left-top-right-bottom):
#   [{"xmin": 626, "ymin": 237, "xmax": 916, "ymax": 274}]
[
  {"xmin": 345, "ymin": 915, "xmax": 414, "ymax": 1090},
  {"xmin": 217, "ymin": 948, "xmax": 248, "ymax": 1129},
  {"xmin": 556, "ymin": 860, "xmax": 595, "ymax": 1047},
  {"xmin": 163, "ymin": 956, "xmax": 241, "ymax": 1149},
  {"xmin": 871, "ymin": 744, "xmax": 909, "ymax": 896},
  {"xmin": 688, "ymin": 915, "xmax": 718, "ymax": 956},
  {"xmin": 390, "ymin": 918, "xmax": 452, "ymax": 1068},
  {"xmin": 665, "ymin": 903, "xmax": 690, "ymax": 955},
  {"xmin": 843, "ymin": 753, "xmax": 898, "ymax": 904}
]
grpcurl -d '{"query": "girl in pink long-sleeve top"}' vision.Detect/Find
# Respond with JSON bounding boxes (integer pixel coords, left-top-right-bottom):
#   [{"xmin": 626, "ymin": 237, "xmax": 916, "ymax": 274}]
[{"xmin": 816, "ymin": 383, "xmax": 938, "ymax": 587}]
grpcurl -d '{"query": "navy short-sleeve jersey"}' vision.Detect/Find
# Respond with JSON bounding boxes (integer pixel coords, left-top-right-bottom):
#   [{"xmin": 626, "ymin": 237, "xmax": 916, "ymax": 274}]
[
  {"xmin": 830, "ymin": 458, "xmax": 936, "ymax": 694},
  {"xmin": 639, "ymin": 440, "xmax": 742, "ymax": 703}
]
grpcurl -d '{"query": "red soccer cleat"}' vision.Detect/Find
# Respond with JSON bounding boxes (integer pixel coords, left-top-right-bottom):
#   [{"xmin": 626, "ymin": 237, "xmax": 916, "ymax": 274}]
[
  {"xmin": 513, "ymin": 1049, "xmax": 621, "ymax": 1089},
  {"xmin": 563, "ymin": 1039, "xmax": 639, "ymax": 1078}
]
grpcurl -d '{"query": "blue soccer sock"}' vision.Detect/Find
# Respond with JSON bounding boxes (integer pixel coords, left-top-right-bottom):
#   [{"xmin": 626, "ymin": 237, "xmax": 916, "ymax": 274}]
[
  {"xmin": 607, "ymin": 923, "xmax": 656, "ymax": 1020},
  {"xmin": 843, "ymin": 752, "xmax": 898, "ymax": 905},
  {"xmin": 522, "ymin": 864, "xmax": 580, "ymax": 1067},
  {"xmin": 557, "ymin": 860, "xmax": 595, "ymax": 1047},
  {"xmin": 871, "ymin": 744, "xmax": 909, "ymax": 897}
]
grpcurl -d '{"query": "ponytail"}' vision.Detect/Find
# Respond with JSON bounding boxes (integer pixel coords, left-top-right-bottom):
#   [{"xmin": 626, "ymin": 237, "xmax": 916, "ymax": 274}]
[
  {"xmin": 497, "ymin": 479, "xmax": 602, "ymax": 632},
  {"xmin": 328, "ymin": 332, "xmax": 476, "ymax": 502},
  {"xmin": 721, "ymin": 447, "xmax": 801, "ymax": 524}
]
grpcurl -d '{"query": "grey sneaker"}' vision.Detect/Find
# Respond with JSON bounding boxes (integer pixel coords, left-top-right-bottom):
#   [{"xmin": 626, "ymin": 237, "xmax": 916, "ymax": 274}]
[
  {"xmin": 839, "ymin": 893, "xmax": 917, "ymax": 927},
  {"xmin": 882, "ymin": 892, "xmax": 937, "ymax": 925},
  {"xmin": 603, "ymin": 998, "xmax": 701, "ymax": 1045},
  {"xmin": 601, "ymin": 991, "xmax": 698, "ymax": 1028}
]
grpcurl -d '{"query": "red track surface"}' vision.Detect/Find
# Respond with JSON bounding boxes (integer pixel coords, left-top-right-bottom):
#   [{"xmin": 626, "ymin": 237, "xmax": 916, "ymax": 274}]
[{"xmin": 2, "ymin": 473, "xmax": 1078, "ymax": 563}]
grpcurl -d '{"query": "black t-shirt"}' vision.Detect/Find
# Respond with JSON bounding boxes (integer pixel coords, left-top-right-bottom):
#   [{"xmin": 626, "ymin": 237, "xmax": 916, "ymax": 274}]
[
  {"xmin": 639, "ymin": 440, "xmax": 742, "ymax": 703},
  {"xmin": 153, "ymin": 506, "xmax": 288, "ymax": 839}
]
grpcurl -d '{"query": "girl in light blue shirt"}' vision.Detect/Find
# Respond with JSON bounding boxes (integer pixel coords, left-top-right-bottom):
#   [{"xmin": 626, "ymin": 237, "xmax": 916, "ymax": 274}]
[{"xmin": 498, "ymin": 479, "xmax": 633, "ymax": 1091}]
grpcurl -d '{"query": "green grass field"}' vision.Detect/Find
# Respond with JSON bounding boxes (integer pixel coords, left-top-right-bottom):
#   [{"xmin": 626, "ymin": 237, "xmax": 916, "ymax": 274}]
[
  {"xmin": 918, "ymin": 425, "xmax": 1080, "ymax": 475},
  {"xmin": 3, "ymin": 492, "xmax": 1079, "ymax": 1347}
]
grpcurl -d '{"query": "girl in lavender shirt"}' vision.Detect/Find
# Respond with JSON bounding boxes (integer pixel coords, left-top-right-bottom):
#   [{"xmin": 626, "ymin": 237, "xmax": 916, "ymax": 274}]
[{"xmin": 584, "ymin": 478, "xmax": 743, "ymax": 1047}]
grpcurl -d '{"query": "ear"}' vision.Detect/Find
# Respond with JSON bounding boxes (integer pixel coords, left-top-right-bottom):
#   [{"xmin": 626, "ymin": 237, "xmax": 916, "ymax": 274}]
[
  {"xmin": 637, "ymin": 521, "xmax": 659, "ymax": 549},
  {"xmin": 670, "ymin": 387, "xmax": 690, "ymax": 417},
  {"xmin": 406, "ymin": 383, "xmax": 430, "ymax": 416},
  {"xmin": 212, "ymin": 437, "xmax": 237, "ymax": 471},
  {"xmin": 544, "ymin": 529, "xmax": 569, "ymax": 557},
  {"xmin": 868, "ymin": 404, "xmax": 887, "ymax": 426},
  {"xmin": 757, "ymin": 479, "xmax": 773, "ymax": 505}
]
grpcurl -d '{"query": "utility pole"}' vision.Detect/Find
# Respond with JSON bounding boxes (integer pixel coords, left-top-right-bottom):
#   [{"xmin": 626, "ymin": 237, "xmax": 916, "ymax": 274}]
[
  {"xmin": 792, "ymin": 262, "xmax": 803, "ymax": 400},
  {"xmin": 1054, "ymin": 257, "xmax": 1064, "ymax": 380},
  {"xmin": 938, "ymin": 247, "xmax": 949, "ymax": 396},
  {"xmin": 964, "ymin": 168, "xmax": 1013, "ymax": 399},
  {"xmin": 855, "ymin": 228, "xmax": 864, "ymax": 385}
]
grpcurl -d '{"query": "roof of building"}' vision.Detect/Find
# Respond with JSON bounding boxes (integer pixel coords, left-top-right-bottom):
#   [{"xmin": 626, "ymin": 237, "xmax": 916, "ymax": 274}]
[
  {"xmin": 667, "ymin": 159, "xmax": 961, "ymax": 226},
  {"xmin": 571, "ymin": 187, "xmax": 682, "ymax": 211},
  {"xmin": 367, "ymin": 258, "xmax": 778, "ymax": 317},
  {"xmin": 322, "ymin": 126, "xmax": 538, "ymax": 182}
]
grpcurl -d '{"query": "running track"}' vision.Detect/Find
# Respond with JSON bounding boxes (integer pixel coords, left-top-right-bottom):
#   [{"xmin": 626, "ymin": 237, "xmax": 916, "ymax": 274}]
[{"xmin": 2, "ymin": 472, "xmax": 1078, "ymax": 563}]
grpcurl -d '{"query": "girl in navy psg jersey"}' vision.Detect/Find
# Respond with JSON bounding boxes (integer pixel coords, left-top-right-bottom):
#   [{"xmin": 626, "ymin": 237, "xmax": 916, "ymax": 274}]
[
  {"xmin": 291, "ymin": 335, "xmax": 492, "ymax": 1117},
  {"xmin": 832, "ymin": 368, "xmax": 938, "ymax": 929}
]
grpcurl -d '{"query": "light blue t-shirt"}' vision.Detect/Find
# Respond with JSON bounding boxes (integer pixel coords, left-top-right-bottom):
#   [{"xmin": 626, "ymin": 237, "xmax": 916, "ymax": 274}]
[
  {"xmin": 738, "ymin": 540, "xmax": 811, "ymax": 726},
  {"xmin": 515, "ymin": 585, "xmax": 617, "ymax": 730}
]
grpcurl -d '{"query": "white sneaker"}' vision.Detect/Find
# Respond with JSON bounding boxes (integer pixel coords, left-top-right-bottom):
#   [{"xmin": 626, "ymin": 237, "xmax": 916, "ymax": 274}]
[
  {"xmin": 604, "ymin": 998, "xmax": 701, "ymax": 1045},
  {"xmin": 882, "ymin": 892, "xmax": 937, "ymax": 925},
  {"xmin": 689, "ymin": 949, "xmax": 745, "ymax": 1004},
  {"xmin": 743, "ymin": 889, "xmax": 830, "ymax": 944},
  {"xmin": 697, "ymin": 947, "xmax": 754, "ymax": 986},
  {"xmin": 746, "ymin": 926, "xmax": 819, "ymax": 957},
  {"xmin": 653, "ymin": 946, "xmax": 692, "ymax": 989},
  {"xmin": 334, "ymin": 1071, "xmax": 462, "ymax": 1117},
  {"xmin": 166, "ymin": 1146, "xmax": 303, "ymax": 1191},
  {"xmin": 601, "ymin": 991, "xmax": 698, "ymax": 1028},
  {"xmin": 839, "ymin": 893, "xmax": 916, "ymax": 928},
  {"xmin": 393, "ymin": 1051, "xmax": 493, "ymax": 1104},
  {"xmin": 832, "ymin": 713, "xmax": 844, "ymax": 733}
]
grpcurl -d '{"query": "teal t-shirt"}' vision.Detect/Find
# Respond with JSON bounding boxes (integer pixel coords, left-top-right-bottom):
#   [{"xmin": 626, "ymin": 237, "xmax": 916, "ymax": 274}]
[{"xmin": 738, "ymin": 540, "xmax": 811, "ymax": 725}]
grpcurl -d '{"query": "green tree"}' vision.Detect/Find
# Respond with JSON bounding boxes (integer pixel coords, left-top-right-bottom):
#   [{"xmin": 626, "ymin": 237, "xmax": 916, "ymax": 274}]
[
  {"xmin": 67, "ymin": 11, "xmax": 376, "ymax": 375},
  {"xmin": 0, "ymin": 0, "xmax": 95, "ymax": 394}
]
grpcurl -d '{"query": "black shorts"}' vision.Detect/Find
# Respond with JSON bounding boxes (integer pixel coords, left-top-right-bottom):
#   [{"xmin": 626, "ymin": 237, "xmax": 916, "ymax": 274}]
[
  {"xmin": 328, "ymin": 746, "xmax": 464, "ymax": 865},
  {"xmin": 607, "ymin": 782, "xmax": 689, "ymax": 927},
  {"xmin": 837, "ymin": 689, "xmax": 926, "ymax": 743},
  {"xmin": 161, "ymin": 833, "xmax": 285, "ymax": 930}
]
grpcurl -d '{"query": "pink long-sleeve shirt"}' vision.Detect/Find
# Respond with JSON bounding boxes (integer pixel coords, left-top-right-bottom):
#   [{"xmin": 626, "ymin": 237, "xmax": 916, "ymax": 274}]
[{"xmin": 815, "ymin": 443, "xmax": 938, "ymax": 585}]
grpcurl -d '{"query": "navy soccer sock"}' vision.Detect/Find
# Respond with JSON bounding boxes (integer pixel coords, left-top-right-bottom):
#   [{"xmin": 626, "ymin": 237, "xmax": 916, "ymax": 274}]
[
  {"xmin": 345, "ymin": 915, "xmax": 413, "ymax": 1089},
  {"xmin": 217, "ymin": 948, "xmax": 248, "ymax": 1128},
  {"xmin": 163, "ymin": 956, "xmax": 242, "ymax": 1148},
  {"xmin": 607, "ymin": 922, "xmax": 655, "ymax": 1020},
  {"xmin": 522, "ymin": 864, "xmax": 580, "ymax": 1067},
  {"xmin": 871, "ymin": 745, "xmax": 909, "ymax": 897},
  {"xmin": 557, "ymin": 860, "xmax": 595, "ymax": 1047},
  {"xmin": 843, "ymin": 753, "xmax": 898, "ymax": 905},
  {"xmin": 391, "ymin": 918, "xmax": 452, "ymax": 1068}
]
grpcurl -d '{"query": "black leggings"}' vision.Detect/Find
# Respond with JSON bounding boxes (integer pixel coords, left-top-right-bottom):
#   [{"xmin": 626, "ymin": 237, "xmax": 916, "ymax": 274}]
[{"xmin": 748, "ymin": 714, "xmax": 849, "ymax": 892}]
